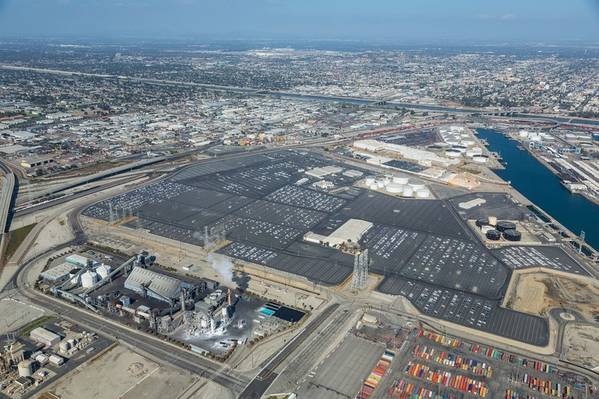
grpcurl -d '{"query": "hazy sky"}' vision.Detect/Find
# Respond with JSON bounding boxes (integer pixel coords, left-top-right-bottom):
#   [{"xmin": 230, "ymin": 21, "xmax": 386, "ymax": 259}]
[{"xmin": 0, "ymin": 0, "xmax": 598, "ymax": 43}]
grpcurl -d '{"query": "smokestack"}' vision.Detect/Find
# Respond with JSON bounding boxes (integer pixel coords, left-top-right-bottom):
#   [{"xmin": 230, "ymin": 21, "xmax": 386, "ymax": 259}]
[{"xmin": 227, "ymin": 289, "xmax": 232, "ymax": 306}]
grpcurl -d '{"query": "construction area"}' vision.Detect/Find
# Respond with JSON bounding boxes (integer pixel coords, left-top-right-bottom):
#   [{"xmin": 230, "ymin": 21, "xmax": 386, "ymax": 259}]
[
  {"xmin": 79, "ymin": 149, "xmax": 595, "ymax": 348},
  {"xmin": 503, "ymin": 270, "xmax": 599, "ymax": 322}
]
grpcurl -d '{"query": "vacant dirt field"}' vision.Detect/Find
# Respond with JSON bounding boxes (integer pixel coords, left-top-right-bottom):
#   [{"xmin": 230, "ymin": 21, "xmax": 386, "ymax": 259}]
[{"xmin": 505, "ymin": 271, "xmax": 599, "ymax": 322}]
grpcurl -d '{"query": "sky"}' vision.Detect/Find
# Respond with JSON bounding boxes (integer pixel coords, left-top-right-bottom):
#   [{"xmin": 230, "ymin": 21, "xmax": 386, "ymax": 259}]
[{"xmin": 0, "ymin": 0, "xmax": 598, "ymax": 43}]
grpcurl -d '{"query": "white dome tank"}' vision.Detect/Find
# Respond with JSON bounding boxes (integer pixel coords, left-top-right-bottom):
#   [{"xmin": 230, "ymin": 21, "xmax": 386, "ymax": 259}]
[
  {"xmin": 376, "ymin": 180, "xmax": 385, "ymax": 189},
  {"xmin": 402, "ymin": 187, "xmax": 414, "ymax": 197},
  {"xmin": 369, "ymin": 183, "xmax": 378, "ymax": 190},
  {"xmin": 365, "ymin": 177, "xmax": 375, "ymax": 186}
]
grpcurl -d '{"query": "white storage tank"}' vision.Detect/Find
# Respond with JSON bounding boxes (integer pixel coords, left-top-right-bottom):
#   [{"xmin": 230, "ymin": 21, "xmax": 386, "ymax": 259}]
[
  {"xmin": 409, "ymin": 183, "xmax": 426, "ymax": 191},
  {"xmin": 386, "ymin": 183, "xmax": 404, "ymax": 194},
  {"xmin": 402, "ymin": 187, "xmax": 414, "ymax": 198},
  {"xmin": 415, "ymin": 189, "xmax": 430, "ymax": 198},
  {"xmin": 81, "ymin": 271, "xmax": 99, "ymax": 288},
  {"xmin": 95, "ymin": 264, "xmax": 112, "ymax": 280},
  {"xmin": 365, "ymin": 177, "xmax": 375, "ymax": 186},
  {"xmin": 18, "ymin": 360, "xmax": 35, "ymax": 377},
  {"xmin": 376, "ymin": 180, "xmax": 385, "ymax": 189},
  {"xmin": 393, "ymin": 176, "xmax": 409, "ymax": 184},
  {"xmin": 59, "ymin": 340, "xmax": 71, "ymax": 353},
  {"xmin": 369, "ymin": 183, "xmax": 378, "ymax": 190}
]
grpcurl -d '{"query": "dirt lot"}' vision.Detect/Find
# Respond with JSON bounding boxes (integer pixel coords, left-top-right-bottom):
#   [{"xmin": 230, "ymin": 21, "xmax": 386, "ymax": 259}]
[
  {"xmin": 563, "ymin": 324, "xmax": 599, "ymax": 371},
  {"xmin": 44, "ymin": 345, "xmax": 197, "ymax": 399},
  {"xmin": 505, "ymin": 270, "xmax": 599, "ymax": 322}
]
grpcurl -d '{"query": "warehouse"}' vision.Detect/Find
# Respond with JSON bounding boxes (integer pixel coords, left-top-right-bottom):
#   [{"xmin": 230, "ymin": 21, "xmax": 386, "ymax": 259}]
[
  {"xmin": 40, "ymin": 263, "xmax": 78, "ymax": 282},
  {"xmin": 124, "ymin": 267, "xmax": 189, "ymax": 304},
  {"xmin": 304, "ymin": 218, "xmax": 373, "ymax": 247},
  {"xmin": 30, "ymin": 327, "xmax": 61, "ymax": 347}
]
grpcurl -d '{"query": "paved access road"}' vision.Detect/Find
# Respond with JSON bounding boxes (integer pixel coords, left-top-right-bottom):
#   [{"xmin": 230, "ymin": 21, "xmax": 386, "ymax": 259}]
[{"xmin": 239, "ymin": 303, "xmax": 340, "ymax": 399}]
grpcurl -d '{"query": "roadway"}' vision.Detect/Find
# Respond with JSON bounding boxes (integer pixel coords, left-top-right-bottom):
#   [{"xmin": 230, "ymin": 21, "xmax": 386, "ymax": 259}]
[
  {"xmin": 238, "ymin": 303, "xmax": 340, "ymax": 399},
  {"xmin": 3, "ymin": 64, "xmax": 599, "ymax": 127},
  {"xmin": 0, "ymin": 158, "xmax": 16, "ymax": 233},
  {"xmin": 4, "ymin": 204, "xmax": 251, "ymax": 396}
]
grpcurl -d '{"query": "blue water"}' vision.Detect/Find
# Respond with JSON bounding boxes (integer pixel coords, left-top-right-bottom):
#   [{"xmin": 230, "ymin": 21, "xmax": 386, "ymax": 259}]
[{"xmin": 476, "ymin": 128, "xmax": 599, "ymax": 251}]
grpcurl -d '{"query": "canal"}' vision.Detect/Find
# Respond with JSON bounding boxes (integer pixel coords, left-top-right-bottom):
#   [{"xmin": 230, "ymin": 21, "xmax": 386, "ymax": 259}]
[{"xmin": 476, "ymin": 128, "xmax": 599, "ymax": 251}]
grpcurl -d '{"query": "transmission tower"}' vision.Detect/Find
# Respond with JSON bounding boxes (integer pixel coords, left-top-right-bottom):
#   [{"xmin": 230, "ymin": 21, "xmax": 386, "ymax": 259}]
[{"xmin": 351, "ymin": 248, "xmax": 369, "ymax": 289}]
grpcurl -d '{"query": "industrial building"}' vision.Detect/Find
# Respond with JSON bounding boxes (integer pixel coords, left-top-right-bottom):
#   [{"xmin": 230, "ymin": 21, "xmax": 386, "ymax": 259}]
[
  {"xmin": 304, "ymin": 218, "xmax": 373, "ymax": 248},
  {"xmin": 30, "ymin": 328, "xmax": 61, "ymax": 348},
  {"xmin": 40, "ymin": 263, "xmax": 79, "ymax": 282},
  {"xmin": 124, "ymin": 267, "xmax": 190, "ymax": 304}
]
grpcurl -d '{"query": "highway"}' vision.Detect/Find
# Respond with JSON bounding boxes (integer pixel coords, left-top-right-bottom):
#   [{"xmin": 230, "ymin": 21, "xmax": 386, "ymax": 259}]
[
  {"xmin": 3, "ymin": 64, "xmax": 599, "ymax": 127},
  {"xmin": 0, "ymin": 159, "xmax": 16, "ymax": 233}
]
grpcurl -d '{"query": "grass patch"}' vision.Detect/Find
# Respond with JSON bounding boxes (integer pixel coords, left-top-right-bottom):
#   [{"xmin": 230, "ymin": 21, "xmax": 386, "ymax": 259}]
[
  {"xmin": 18, "ymin": 315, "xmax": 55, "ymax": 337},
  {"xmin": 5, "ymin": 223, "xmax": 36, "ymax": 260}
]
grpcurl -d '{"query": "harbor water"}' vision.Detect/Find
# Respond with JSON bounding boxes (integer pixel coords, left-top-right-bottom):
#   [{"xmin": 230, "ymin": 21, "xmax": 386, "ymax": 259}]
[{"xmin": 476, "ymin": 128, "xmax": 599, "ymax": 251}]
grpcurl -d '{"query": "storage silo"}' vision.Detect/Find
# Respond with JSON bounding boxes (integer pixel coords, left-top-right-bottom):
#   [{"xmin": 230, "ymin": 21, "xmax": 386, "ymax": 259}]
[
  {"xmin": 415, "ymin": 189, "xmax": 430, "ymax": 198},
  {"xmin": 486, "ymin": 230, "xmax": 501, "ymax": 241},
  {"xmin": 496, "ymin": 221, "xmax": 517, "ymax": 232},
  {"xmin": 18, "ymin": 360, "xmax": 35, "ymax": 377},
  {"xmin": 393, "ymin": 176, "xmax": 409, "ymax": 185},
  {"xmin": 402, "ymin": 187, "xmax": 414, "ymax": 198},
  {"xmin": 81, "ymin": 271, "xmax": 99, "ymax": 288},
  {"xmin": 503, "ymin": 229, "xmax": 522, "ymax": 241},
  {"xmin": 386, "ymin": 183, "xmax": 404, "ymax": 194}
]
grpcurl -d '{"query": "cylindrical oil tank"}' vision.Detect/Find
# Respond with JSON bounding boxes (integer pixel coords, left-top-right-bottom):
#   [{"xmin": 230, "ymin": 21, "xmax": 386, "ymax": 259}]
[
  {"xmin": 369, "ymin": 183, "xmax": 378, "ymax": 190},
  {"xmin": 376, "ymin": 180, "xmax": 385, "ymax": 189},
  {"xmin": 393, "ymin": 176, "xmax": 409, "ymax": 185},
  {"xmin": 503, "ymin": 229, "xmax": 522, "ymax": 241},
  {"xmin": 475, "ymin": 218, "xmax": 488, "ymax": 228},
  {"xmin": 496, "ymin": 220, "xmax": 517, "ymax": 232},
  {"xmin": 409, "ymin": 183, "xmax": 425, "ymax": 191},
  {"xmin": 487, "ymin": 216, "xmax": 497, "ymax": 226},
  {"xmin": 365, "ymin": 177, "xmax": 375, "ymax": 186},
  {"xmin": 402, "ymin": 187, "xmax": 414, "ymax": 198},
  {"xmin": 486, "ymin": 229, "xmax": 501, "ymax": 241},
  {"xmin": 415, "ymin": 189, "xmax": 430, "ymax": 198},
  {"xmin": 18, "ymin": 360, "xmax": 35, "ymax": 377},
  {"xmin": 386, "ymin": 183, "xmax": 404, "ymax": 194}
]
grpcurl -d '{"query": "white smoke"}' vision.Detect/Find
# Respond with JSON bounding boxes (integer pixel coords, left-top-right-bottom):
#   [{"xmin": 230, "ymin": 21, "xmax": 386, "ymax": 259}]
[{"xmin": 207, "ymin": 253, "xmax": 234, "ymax": 286}]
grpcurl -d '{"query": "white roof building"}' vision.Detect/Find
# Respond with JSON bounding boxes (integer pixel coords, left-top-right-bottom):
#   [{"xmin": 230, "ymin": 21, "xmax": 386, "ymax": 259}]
[
  {"xmin": 40, "ymin": 263, "xmax": 79, "ymax": 281},
  {"xmin": 30, "ymin": 327, "xmax": 61, "ymax": 347},
  {"xmin": 304, "ymin": 219, "xmax": 373, "ymax": 247},
  {"xmin": 353, "ymin": 139, "xmax": 459, "ymax": 168},
  {"xmin": 124, "ymin": 267, "xmax": 185, "ymax": 303}
]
